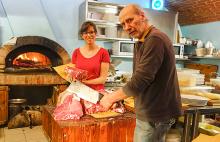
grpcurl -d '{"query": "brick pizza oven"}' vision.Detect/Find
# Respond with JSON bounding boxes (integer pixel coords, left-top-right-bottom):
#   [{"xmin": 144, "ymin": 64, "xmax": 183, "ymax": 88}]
[
  {"xmin": 0, "ymin": 36, "xmax": 70, "ymax": 125},
  {"xmin": 0, "ymin": 36, "xmax": 70, "ymax": 83}
]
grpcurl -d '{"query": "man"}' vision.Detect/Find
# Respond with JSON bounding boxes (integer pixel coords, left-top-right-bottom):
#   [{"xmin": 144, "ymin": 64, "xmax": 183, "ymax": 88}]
[{"xmin": 100, "ymin": 4, "xmax": 182, "ymax": 142}]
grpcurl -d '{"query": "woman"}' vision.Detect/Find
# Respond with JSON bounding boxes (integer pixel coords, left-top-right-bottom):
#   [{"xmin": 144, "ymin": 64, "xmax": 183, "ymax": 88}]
[
  {"xmin": 71, "ymin": 21, "xmax": 110, "ymax": 113},
  {"xmin": 57, "ymin": 21, "xmax": 110, "ymax": 105},
  {"xmin": 72, "ymin": 21, "xmax": 110, "ymax": 90}
]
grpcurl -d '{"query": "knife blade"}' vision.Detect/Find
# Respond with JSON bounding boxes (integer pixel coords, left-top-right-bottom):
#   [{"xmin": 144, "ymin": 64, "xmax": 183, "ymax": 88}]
[{"xmin": 66, "ymin": 80, "xmax": 103, "ymax": 104}]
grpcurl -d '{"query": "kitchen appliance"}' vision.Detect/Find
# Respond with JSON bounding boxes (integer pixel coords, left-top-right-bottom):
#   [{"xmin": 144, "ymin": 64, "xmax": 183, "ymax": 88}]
[
  {"xmin": 112, "ymin": 41, "xmax": 135, "ymax": 56},
  {"xmin": 173, "ymin": 44, "xmax": 184, "ymax": 58}
]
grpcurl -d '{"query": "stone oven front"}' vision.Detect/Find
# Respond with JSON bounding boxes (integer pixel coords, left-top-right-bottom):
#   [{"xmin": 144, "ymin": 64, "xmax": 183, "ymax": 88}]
[{"xmin": 0, "ymin": 36, "xmax": 70, "ymax": 125}]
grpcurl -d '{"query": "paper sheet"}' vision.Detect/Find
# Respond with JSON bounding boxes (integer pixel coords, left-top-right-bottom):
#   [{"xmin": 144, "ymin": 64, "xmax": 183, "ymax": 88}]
[{"xmin": 53, "ymin": 63, "xmax": 74, "ymax": 82}]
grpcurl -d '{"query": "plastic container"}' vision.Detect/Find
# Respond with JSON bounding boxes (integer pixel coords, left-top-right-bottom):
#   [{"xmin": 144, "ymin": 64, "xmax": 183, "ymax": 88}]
[
  {"xmin": 210, "ymin": 78, "xmax": 220, "ymax": 87},
  {"xmin": 177, "ymin": 72, "xmax": 197, "ymax": 87}
]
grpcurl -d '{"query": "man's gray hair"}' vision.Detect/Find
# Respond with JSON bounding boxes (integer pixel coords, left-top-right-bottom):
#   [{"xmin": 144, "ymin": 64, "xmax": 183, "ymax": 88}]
[
  {"xmin": 127, "ymin": 4, "xmax": 145, "ymax": 15},
  {"xmin": 125, "ymin": 4, "xmax": 148, "ymax": 21}
]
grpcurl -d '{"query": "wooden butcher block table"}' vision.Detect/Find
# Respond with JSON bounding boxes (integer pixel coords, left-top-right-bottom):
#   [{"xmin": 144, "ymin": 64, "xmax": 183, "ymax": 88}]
[{"xmin": 42, "ymin": 106, "xmax": 136, "ymax": 142}]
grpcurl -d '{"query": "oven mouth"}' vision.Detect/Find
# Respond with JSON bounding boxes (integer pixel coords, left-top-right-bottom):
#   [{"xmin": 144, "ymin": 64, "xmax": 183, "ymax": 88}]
[
  {"xmin": 4, "ymin": 45, "xmax": 63, "ymax": 73},
  {"xmin": 4, "ymin": 67, "xmax": 54, "ymax": 73}
]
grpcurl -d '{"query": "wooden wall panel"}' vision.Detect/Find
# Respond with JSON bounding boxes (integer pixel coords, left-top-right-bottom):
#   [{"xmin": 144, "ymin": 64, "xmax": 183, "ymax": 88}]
[{"xmin": 0, "ymin": 86, "xmax": 8, "ymax": 125}]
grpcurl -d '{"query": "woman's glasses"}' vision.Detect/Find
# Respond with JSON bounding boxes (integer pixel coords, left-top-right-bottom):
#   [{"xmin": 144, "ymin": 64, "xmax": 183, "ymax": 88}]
[{"xmin": 83, "ymin": 31, "xmax": 96, "ymax": 35}]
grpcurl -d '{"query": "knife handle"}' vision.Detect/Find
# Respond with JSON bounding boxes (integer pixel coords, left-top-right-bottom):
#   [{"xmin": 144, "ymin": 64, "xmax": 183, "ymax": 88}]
[{"xmin": 98, "ymin": 93, "xmax": 104, "ymax": 101}]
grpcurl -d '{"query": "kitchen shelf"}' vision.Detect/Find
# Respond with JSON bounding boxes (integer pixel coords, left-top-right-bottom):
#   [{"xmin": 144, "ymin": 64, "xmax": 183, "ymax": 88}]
[
  {"xmin": 111, "ymin": 56, "xmax": 192, "ymax": 60},
  {"xmin": 79, "ymin": 0, "xmax": 130, "ymax": 41},
  {"xmin": 176, "ymin": 55, "xmax": 220, "ymax": 61},
  {"xmin": 180, "ymin": 85, "xmax": 215, "ymax": 90},
  {"xmin": 189, "ymin": 56, "xmax": 220, "ymax": 60},
  {"xmin": 87, "ymin": 18, "xmax": 120, "ymax": 26},
  {"xmin": 175, "ymin": 58, "xmax": 190, "ymax": 61},
  {"xmin": 87, "ymin": 0, "xmax": 125, "ymax": 7}
]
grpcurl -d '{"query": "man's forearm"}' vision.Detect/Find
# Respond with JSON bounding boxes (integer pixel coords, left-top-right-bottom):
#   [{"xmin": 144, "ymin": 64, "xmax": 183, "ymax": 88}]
[{"xmin": 109, "ymin": 88, "xmax": 128, "ymax": 104}]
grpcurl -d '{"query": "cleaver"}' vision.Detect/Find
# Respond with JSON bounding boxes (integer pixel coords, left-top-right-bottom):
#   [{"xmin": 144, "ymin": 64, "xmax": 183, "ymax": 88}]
[{"xmin": 66, "ymin": 80, "xmax": 103, "ymax": 104}]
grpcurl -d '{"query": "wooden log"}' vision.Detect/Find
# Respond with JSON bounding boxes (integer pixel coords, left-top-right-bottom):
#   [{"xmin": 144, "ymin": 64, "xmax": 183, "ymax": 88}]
[{"xmin": 42, "ymin": 106, "xmax": 136, "ymax": 142}]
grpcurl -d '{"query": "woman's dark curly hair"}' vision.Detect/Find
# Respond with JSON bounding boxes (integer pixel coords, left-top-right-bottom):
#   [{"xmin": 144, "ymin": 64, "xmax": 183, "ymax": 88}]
[{"xmin": 79, "ymin": 21, "xmax": 97, "ymax": 35}]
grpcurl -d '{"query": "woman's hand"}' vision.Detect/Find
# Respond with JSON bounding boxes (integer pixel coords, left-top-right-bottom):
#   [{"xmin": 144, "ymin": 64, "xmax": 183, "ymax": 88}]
[
  {"xmin": 67, "ymin": 74, "xmax": 76, "ymax": 82},
  {"xmin": 81, "ymin": 79, "xmax": 88, "ymax": 84}
]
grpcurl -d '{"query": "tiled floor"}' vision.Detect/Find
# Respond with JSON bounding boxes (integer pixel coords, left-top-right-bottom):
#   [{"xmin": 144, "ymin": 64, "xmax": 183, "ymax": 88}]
[{"xmin": 0, "ymin": 125, "xmax": 49, "ymax": 142}]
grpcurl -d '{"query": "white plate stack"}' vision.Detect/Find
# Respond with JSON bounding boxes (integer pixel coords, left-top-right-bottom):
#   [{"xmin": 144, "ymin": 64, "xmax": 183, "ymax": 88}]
[{"xmin": 181, "ymin": 94, "xmax": 209, "ymax": 106}]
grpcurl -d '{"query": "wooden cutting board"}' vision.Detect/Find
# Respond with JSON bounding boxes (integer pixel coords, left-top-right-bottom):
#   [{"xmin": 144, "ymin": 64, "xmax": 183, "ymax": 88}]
[
  {"xmin": 207, "ymin": 99, "xmax": 220, "ymax": 106},
  {"xmin": 89, "ymin": 111, "xmax": 121, "ymax": 118},
  {"xmin": 124, "ymin": 97, "xmax": 135, "ymax": 113},
  {"xmin": 192, "ymin": 134, "xmax": 220, "ymax": 142}
]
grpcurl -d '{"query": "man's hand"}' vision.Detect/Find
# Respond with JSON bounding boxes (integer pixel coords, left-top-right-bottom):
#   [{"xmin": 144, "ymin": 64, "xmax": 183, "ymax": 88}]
[
  {"xmin": 100, "ymin": 88, "xmax": 128, "ymax": 111},
  {"xmin": 100, "ymin": 92, "xmax": 114, "ymax": 111}
]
